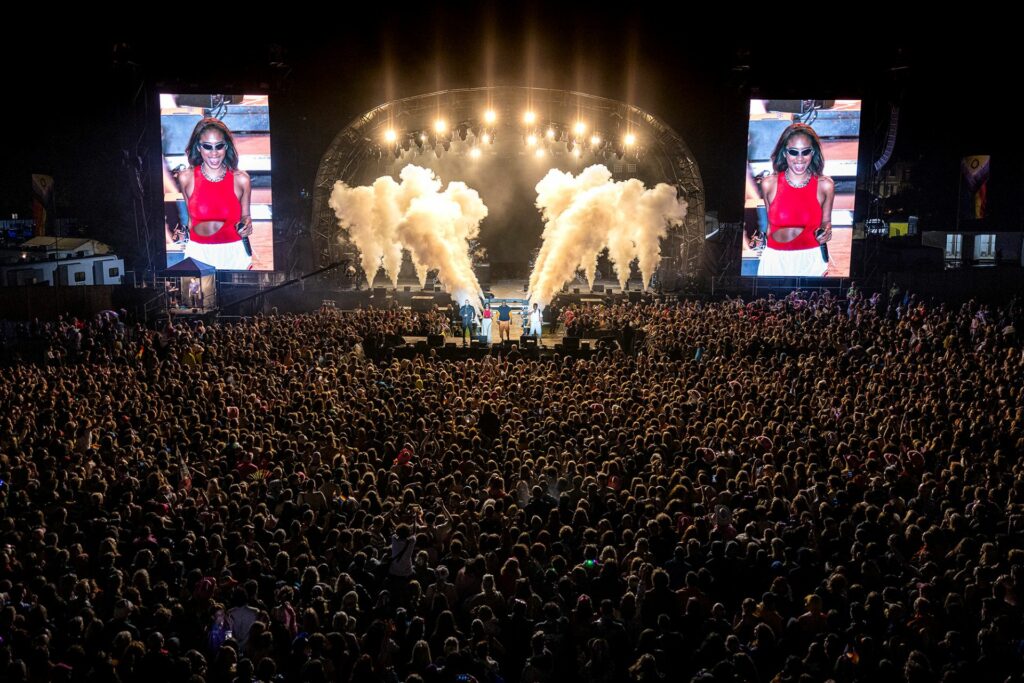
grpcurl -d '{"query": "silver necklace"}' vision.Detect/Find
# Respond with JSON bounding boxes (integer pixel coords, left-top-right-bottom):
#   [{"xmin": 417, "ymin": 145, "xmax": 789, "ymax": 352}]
[
  {"xmin": 201, "ymin": 164, "xmax": 227, "ymax": 182},
  {"xmin": 785, "ymin": 170, "xmax": 810, "ymax": 188}
]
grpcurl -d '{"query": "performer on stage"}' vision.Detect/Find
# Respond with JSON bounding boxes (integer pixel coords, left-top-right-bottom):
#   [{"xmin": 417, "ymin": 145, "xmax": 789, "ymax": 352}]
[
  {"xmin": 480, "ymin": 303, "xmax": 493, "ymax": 341},
  {"xmin": 459, "ymin": 300, "xmax": 476, "ymax": 347},
  {"xmin": 528, "ymin": 303, "xmax": 543, "ymax": 339},
  {"xmin": 496, "ymin": 301, "xmax": 512, "ymax": 342}
]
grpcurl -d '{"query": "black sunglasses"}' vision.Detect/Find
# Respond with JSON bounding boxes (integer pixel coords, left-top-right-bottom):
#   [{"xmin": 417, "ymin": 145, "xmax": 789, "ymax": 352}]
[
  {"xmin": 199, "ymin": 142, "xmax": 227, "ymax": 152},
  {"xmin": 786, "ymin": 147, "xmax": 814, "ymax": 158}
]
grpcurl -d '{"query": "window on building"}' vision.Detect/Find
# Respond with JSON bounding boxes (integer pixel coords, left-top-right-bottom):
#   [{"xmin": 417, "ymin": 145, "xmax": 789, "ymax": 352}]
[
  {"xmin": 974, "ymin": 234, "xmax": 997, "ymax": 261},
  {"xmin": 945, "ymin": 234, "xmax": 963, "ymax": 268}
]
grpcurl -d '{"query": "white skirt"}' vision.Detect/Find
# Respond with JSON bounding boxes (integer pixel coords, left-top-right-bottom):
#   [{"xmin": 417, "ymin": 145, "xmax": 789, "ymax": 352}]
[
  {"xmin": 757, "ymin": 245, "xmax": 827, "ymax": 277},
  {"xmin": 184, "ymin": 239, "xmax": 252, "ymax": 270}
]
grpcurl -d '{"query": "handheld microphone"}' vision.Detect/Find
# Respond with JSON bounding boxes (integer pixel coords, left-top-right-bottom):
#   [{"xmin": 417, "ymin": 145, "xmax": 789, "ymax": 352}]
[
  {"xmin": 815, "ymin": 227, "xmax": 829, "ymax": 263},
  {"xmin": 236, "ymin": 222, "xmax": 253, "ymax": 257}
]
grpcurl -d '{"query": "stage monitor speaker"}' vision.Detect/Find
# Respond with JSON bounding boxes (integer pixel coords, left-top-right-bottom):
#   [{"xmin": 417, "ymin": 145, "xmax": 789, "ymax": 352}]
[
  {"xmin": 411, "ymin": 298, "xmax": 435, "ymax": 313},
  {"xmin": 427, "ymin": 334, "xmax": 445, "ymax": 347},
  {"xmin": 474, "ymin": 335, "xmax": 489, "ymax": 345},
  {"xmin": 520, "ymin": 335, "xmax": 538, "ymax": 348},
  {"xmin": 627, "ymin": 291, "xmax": 642, "ymax": 303},
  {"xmin": 404, "ymin": 286, "xmax": 411, "ymax": 292},
  {"xmin": 445, "ymin": 343, "xmax": 457, "ymax": 350},
  {"xmin": 592, "ymin": 284, "xmax": 604, "ymax": 293},
  {"xmin": 573, "ymin": 288, "xmax": 580, "ymax": 294},
  {"xmin": 373, "ymin": 287, "xmax": 387, "ymax": 298},
  {"xmin": 581, "ymin": 341, "xmax": 591, "ymax": 350},
  {"xmin": 414, "ymin": 340, "xmax": 428, "ymax": 350},
  {"xmin": 562, "ymin": 336, "xmax": 580, "ymax": 351}
]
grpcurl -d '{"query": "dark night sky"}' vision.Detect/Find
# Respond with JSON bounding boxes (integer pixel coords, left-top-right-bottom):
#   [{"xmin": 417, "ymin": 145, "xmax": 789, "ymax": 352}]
[{"xmin": 2, "ymin": 9, "xmax": 1017, "ymax": 265}]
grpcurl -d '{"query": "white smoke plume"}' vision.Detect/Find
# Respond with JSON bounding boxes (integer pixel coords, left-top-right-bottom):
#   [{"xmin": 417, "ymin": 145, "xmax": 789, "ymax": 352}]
[
  {"xmin": 528, "ymin": 165, "xmax": 686, "ymax": 305},
  {"xmin": 329, "ymin": 165, "xmax": 488, "ymax": 305}
]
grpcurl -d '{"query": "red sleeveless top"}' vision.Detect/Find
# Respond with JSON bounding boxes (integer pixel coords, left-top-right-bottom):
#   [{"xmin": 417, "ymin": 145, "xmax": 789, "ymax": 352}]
[
  {"xmin": 188, "ymin": 167, "xmax": 242, "ymax": 244},
  {"xmin": 767, "ymin": 173, "xmax": 822, "ymax": 251}
]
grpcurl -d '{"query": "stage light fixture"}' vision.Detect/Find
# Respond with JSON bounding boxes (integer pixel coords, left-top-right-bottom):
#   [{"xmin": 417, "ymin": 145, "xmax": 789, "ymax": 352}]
[
  {"xmin": 590, "ymin": 135, "xmax": 601, "ymax": 146},
  {"xmin": 535, "ymin": 148, "xmax": 545, "ymax": 158},
  {"xmin": 526, "ymin": 134, "xmax": 538, "ymax": 147},
  {"xmin": 482, "ymin": 133, "xmax": 492, "ymax": 145},
  {"xmin": 574, "ymin": 121, "xmax": 586, "ymax": 136},
  {"xmin": 546, "ymin": 128, "xmax": 555, "ymax": 140},
  {"xmin": 434, "ymin": 119, "xmax": 447, "ymax": 135},
  {"xmin": 624, "ymin": 133, "xmax": 636, "ymax": 146},
  {"xmin": 523, "ymin": 111, "xmax": 536, "ymax": 125},
  {"xmin": 484, "ymin": 109, "xmax": 496, "ymax": 124},
  {"xmin": 384, "ymin": 129, "xmax": 397, "ymax": 144},
  {"xmin": 470, "ymin": 147, "xmax": 482, "ymax": 159}
]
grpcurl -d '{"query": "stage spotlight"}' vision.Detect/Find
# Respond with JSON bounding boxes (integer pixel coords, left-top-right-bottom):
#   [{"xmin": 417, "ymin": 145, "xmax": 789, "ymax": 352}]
[
  {"xmin": 573, "ymin": 147, "xmax": 582, "ymax": 158},
  {"xmin": 523, "ymin": 111, "xmax": 536, "ymax": 125},
  {"xmin": 470, "ymin": 147, "xmax": 482, "ymax": 159},
  {"xmin": 434, "ymin": 119, "xmax": 447, "ymax": 135},
  {"xmin": 546, "ymin": 128, "xmax": 555, "ymax": 140},
  {"xmin": 484, "ymin": 109, "xmax": 496, "ymax": 124},
  {"xmin": 624, "ymin": 132, "xmax": 636, "ymax": 146},
  {"xmin": 481, "ymin": 133, "xmax": 492, "ymax": 145},
  {"xmin": 384, "ymin": 129, "xmax": 397, "ymax": 144},
  {"xmin": 526, "ymin": 134, "xmax": 538, "ymax": 147},
  {"xmin": 535, "ymin": 148, "xmax": 545, "ymax": 158},
  {"xmin": 574, "ymin": 121, "xmax": 586, "ymax": 136},
  {"xmin": 590, "ymin": 135, "xmax": 601, "ymax": 146}
]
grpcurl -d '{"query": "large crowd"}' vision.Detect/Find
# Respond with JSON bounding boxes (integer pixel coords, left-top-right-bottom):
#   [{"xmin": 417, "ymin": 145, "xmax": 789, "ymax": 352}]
[{"xmin": 1, "ymin": 289, "xmax": 1023, "ymax": 683}]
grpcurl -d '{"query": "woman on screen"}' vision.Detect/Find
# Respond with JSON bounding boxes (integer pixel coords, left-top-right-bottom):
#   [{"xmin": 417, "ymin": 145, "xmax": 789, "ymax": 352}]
[
  {"xmin": 758, "ymin": 123, "xmax": 833, "ymax": 277},
  {"xmin": 178, "ymin": 118, "xmax": 253, "ymax": 270}
]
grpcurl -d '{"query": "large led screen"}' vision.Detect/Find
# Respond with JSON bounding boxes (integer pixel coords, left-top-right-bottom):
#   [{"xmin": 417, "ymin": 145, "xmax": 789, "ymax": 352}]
[
  {"xmin": 742, "ymin": 99, "xmax": 860, "ymax": 277},
  {"xmin": 161, "ymin": 94, "xmax": 273, "ymax": 271}
]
